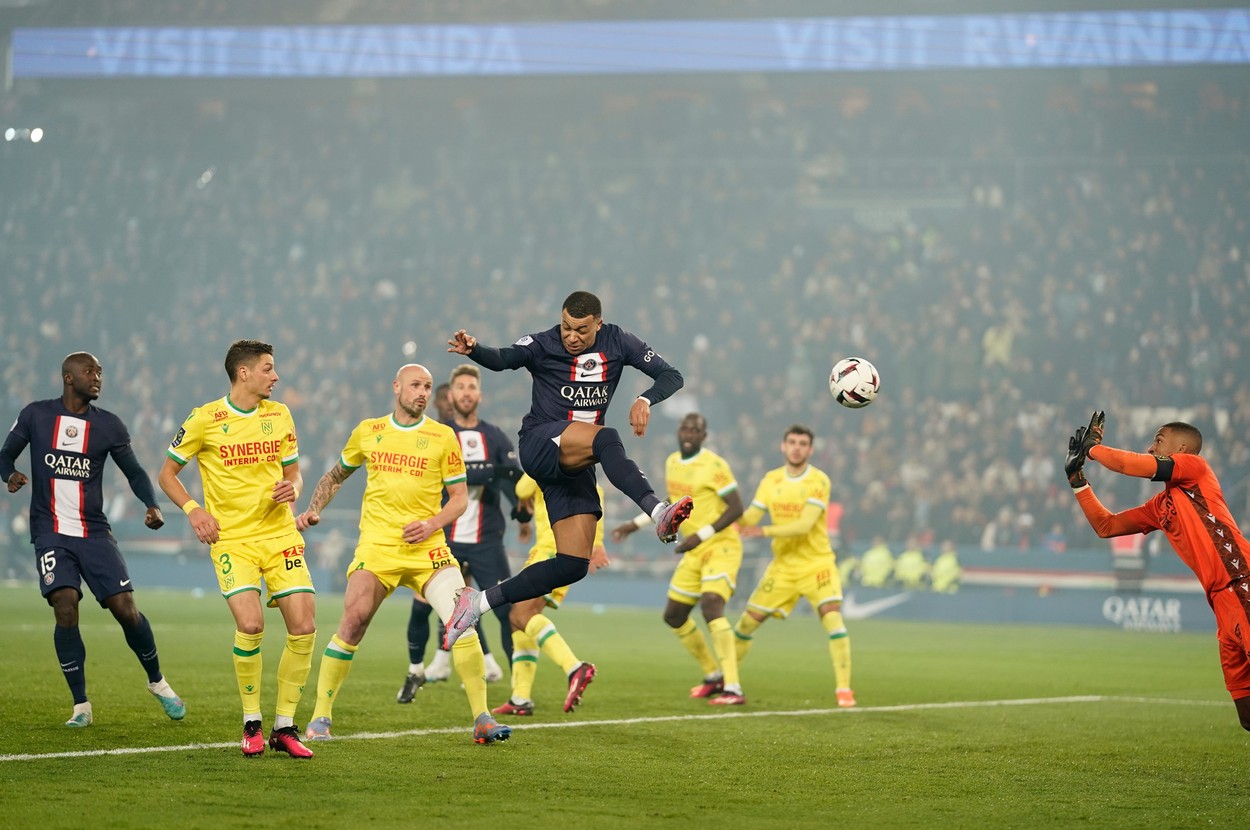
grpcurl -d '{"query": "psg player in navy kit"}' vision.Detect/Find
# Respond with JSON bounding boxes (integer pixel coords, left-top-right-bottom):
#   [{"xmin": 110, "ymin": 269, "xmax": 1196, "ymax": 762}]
[
  {"xmin": 0, "ymin": 352, "xmax": 185, "ymax": 727},
  {"xmin": 443, "ymin": 291, "xmax": 693, "ymax": 648}
]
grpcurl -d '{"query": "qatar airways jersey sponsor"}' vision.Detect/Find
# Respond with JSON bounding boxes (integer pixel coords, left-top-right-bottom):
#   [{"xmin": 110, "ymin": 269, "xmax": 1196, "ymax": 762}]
[
  {"xmin": 2, "ymin": 399, "xmax": 133, "ymax": 538},
  {"xmin": 510, "ymin": 324, "xmax": 677, "ymax": 433}
]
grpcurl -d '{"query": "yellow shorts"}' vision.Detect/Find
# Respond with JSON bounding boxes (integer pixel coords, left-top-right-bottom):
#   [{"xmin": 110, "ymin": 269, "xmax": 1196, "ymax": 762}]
[
  {"xmin": 521, "ymin": 546, "xmax": 565, "ymax": 609},
  {"xmin": 667, "ymin": 536, "xmax": 743, "ymax": 605},
  {"xmin": 347, "ymin": 540, "xmax": 458, "ymax": 599},
  {"xmin": 744, "ymin": 557, "xmax": 842, "ymax": 619},
  {"xmin": 210, "ymin": 530, "xmax": 313, "ymax": 603}
]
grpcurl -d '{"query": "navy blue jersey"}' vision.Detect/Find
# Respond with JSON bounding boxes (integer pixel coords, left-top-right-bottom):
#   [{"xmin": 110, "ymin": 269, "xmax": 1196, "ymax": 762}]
[
  {"xmin": 0, "ymin": 398, "xmax": 158, "ymax": 541},
  {"xmin": 470, "ymin": 323, "xmax": 683, "ymax": 434},
  {"xmin": 445, "ymin": 418, "xmax": 521, "ymax": 546}
]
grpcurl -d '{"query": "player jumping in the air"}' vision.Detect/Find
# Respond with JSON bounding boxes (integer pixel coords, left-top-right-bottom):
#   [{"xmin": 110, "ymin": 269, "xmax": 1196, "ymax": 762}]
[{"xmin": 442, "ymin": 290, "xmax": 693, "ymax": 648}]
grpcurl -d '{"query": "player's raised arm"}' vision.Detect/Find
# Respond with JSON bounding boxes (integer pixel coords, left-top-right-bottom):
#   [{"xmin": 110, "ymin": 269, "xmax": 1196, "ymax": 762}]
[
  {"xmin": 448, "ymin": 329, "xmax": 477, "ymax": 354},
  {"xmin": 449, "ymin": 329, "xmax": 531, "ymax": 372}
]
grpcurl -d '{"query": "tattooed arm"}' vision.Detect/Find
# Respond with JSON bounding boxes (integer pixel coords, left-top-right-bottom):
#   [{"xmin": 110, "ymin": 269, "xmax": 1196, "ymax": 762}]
[{"xmin": 294, "ymin": 462, "xmax": 356, "ymax": 531}]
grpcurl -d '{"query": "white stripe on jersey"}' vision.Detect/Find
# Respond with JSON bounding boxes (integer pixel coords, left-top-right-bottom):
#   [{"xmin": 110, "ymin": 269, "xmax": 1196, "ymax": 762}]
[
  {"xmin": 450, "ymin": 429, "xmax": 487, "ymax": 544},
  {"xmin": 52, "ymin": 479, "xmax": 86, "ymax": 537}
]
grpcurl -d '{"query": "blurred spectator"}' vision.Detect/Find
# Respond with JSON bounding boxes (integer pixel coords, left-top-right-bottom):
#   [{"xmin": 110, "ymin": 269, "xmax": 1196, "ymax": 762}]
[
  {"xmin": 859, "ymin": 536, "xmax": 895, "ymax": 588},
  {"xmin": 893, "ymin": 536, "xmax": 929, "ymax": 591},
  {"xmin": 931, "ymin": 541, "xmax": 962, "ymax": 593}
]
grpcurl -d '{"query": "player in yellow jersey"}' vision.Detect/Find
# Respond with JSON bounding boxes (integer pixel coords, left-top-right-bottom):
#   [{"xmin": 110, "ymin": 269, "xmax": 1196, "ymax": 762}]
[
  {"xmin": 735, "ymin": 424, "xmax": 856, "ymax": 708},
  {"xmin": 158, "ymin": 339, "xmax": 317, "ymax": 758},
  {"xmin": 492, "ymin": 474, "xmax": 606, "ymax": 717},
  {"xmin": 612, "ymin": 413, "xmax": 745, "ymax": 705},
  {"xmin": 296, "ymin": 364, "xmax": 510, "ymax": 746}
]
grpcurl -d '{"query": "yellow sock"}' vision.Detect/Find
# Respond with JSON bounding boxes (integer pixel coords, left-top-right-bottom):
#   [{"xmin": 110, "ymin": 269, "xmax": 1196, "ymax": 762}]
[
  {"xmin": 733, "ymin": 613, "xmax": 762, "ymax": 663},
  {"xmin": 510, "ymin": 629, "xmax": 540, "ymax": 701},
  {"xmin": 526, "ymin": 614, "xmax": 579, "ymax": 675},
  {"xmin": 821, "ymin": 611, "xmax": 852, "ymax": 690},
  {"xmin": 708, "ymin": 617, "xmax": 740, "ymax": 688},
  {"xmin": 232, "ymin": 631, "xmax": 264, "ymax": 716},
  {"xmin": 673, "ymin": 618, "xmax": 719, "ymax": 676},
  {"xmin": 275, "ymin": 631, "xmax": 316, "ymax": 720},
  {"xmin": 311, "ymin": 634, "xmax": 356, "ymax": 721},
  {"xmin": 452, "ymin": 634, "xmax": 487, "ymax": 718}
]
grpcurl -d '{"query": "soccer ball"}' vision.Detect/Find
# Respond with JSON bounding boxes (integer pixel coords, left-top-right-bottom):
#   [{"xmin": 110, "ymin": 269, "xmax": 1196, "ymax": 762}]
[{"xmin": 829, "ymin": 357, "xmax": 880, "ymax": 409}]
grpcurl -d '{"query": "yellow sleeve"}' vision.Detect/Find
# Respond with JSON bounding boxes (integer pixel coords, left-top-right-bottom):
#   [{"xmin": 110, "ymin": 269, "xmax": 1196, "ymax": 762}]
[
  {"xmin": 515, "ymin": 474, "xmax": 538, "ymax": 502},
  {"xmin": 593, "ymin": 485, "xmax": 606, "ymax": 547},
  {"xmin": 763, "ymin": 502, "xmax": 824, "ymax": 538},
  {"xmin": 280, "ymin": 406, "xmax": 299, "ymax": 466},
  {"xmin": 443, "ymin": 430, "xmax": 466, "ymax": 485},
  {"xmin": 739, "ymin": 504, "xmax": 767, "ymax": 526},
  {"xmin": 339, "ymin": 421, "xmax": 367, "ymax": 469},
  {"xmin": 165, "ymin": 409, "xmax": 203, "ymax": 465}
]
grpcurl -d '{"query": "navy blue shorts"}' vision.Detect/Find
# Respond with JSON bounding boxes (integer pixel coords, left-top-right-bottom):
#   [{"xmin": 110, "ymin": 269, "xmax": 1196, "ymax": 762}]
[
  {"xmin": 33, "ymin": 533, "xmax": 134, "ymax": 607},
  {"xmin": 451, "ymin": 540, "xmax": 512, "ymax": 590},
  {"xmin": 518, "ymin": 422, "xmax": 603, "ymax": 525}
]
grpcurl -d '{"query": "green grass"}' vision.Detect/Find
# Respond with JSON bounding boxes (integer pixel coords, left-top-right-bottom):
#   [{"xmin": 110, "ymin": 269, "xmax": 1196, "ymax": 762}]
[{"xmin": 0, "ymin": 584, "xmax": 1245, "ymax": 829}]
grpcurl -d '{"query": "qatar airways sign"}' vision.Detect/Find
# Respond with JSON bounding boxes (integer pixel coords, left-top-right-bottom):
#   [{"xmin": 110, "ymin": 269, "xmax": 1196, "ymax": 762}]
[{"xmin": 11, "ymin": 9, "xmax": 1250, "ymax": 78}]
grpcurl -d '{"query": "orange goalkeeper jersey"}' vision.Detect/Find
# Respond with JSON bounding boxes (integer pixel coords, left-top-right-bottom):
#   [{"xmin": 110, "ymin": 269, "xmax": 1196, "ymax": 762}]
[{"xmin": 1077, "ymin": 448, "xmax": 1250, "ymax": 594}]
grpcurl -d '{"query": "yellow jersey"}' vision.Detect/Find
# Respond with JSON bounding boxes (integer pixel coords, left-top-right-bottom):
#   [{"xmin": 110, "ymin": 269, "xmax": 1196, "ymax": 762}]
[
  {"xmin": 749, "ymin": 464, "xmax": 834, "ymax": 567},
  {"xmin": 664, "ymin": 448, "xmax": 740, "ymax": 545},
  {"xmin": 340, "ymin": 414, "xmax": 466, "ymax": 547},
  {"xmin": 166, "ymin": 395, "xmax": 300, "ymax": 543}
]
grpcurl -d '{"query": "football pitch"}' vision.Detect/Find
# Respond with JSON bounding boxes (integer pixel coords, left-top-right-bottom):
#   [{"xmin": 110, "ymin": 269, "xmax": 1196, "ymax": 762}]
[{"xmin": 0, "ymin": 584, "xmax": 1244, "ymax": 829}]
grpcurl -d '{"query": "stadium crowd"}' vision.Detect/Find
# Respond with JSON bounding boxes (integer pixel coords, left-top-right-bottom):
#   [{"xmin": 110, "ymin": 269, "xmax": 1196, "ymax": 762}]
[{"xmin": 2, "ymin": 63, "xmax": 1248, "ymax": 579}]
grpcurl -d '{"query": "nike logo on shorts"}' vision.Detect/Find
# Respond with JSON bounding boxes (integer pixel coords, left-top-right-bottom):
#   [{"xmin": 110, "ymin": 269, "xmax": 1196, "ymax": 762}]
[{"xmin": 120, "ymin": 579, "xmax": 131, "ymax": 587}]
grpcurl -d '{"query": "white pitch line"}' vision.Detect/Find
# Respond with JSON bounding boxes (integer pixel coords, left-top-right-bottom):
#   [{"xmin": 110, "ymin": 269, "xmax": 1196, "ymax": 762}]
[{"xmin": 0, "ymin": 695, "xmax": 1223, "ymax": 763}]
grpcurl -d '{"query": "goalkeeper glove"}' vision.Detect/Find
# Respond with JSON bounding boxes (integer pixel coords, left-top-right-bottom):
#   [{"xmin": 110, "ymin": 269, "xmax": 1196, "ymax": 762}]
[{"xmin": 1065, "ymin": 410, "xmax": 1106, "ymax": 489}]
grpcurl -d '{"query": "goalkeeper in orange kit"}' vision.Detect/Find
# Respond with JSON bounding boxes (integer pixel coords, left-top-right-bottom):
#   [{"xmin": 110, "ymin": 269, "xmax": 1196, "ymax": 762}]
[{"xmin": 1066, "ymin": 410, "xmax": 1250, "ymax": 731}]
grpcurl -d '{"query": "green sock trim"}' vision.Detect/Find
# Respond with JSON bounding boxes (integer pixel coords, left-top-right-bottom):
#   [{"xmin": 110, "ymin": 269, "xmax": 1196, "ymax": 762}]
[{"xmin": 232, "ymin": 646, "xmax": 261, "ymax": 657}]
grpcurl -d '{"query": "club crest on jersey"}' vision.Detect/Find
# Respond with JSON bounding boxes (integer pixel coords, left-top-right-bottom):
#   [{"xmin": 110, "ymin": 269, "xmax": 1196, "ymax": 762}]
[
  {"xmin": 415, "ymin": 437, "xmax": 429, "ymax": 450},
  {"xmin": 262, "ymin": 421, "xmax": 274, "ymax": 435},
  {"xmin": 572, "ymin": 352, "xmax": 607, "ymax": 382},
  {"xmin": 55, "ymin": 416, "xmax": 88, "ymax": 453}
]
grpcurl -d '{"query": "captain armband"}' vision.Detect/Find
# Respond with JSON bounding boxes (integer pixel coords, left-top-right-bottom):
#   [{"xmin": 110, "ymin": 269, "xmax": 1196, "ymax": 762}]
[{"xmin": 1152, "ymin": 457, "xmax": 1175, "ymax": 483}]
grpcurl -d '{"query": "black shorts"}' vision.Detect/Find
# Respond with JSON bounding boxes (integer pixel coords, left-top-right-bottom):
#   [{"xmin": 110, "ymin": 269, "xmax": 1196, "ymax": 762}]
[
  {"xmin": 33, "ymin": 533, "xmax": 133, "ymax": 607},
  {"xmin": 518, "ymin": 422, "xmax": 603, "ymax": 525}
]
